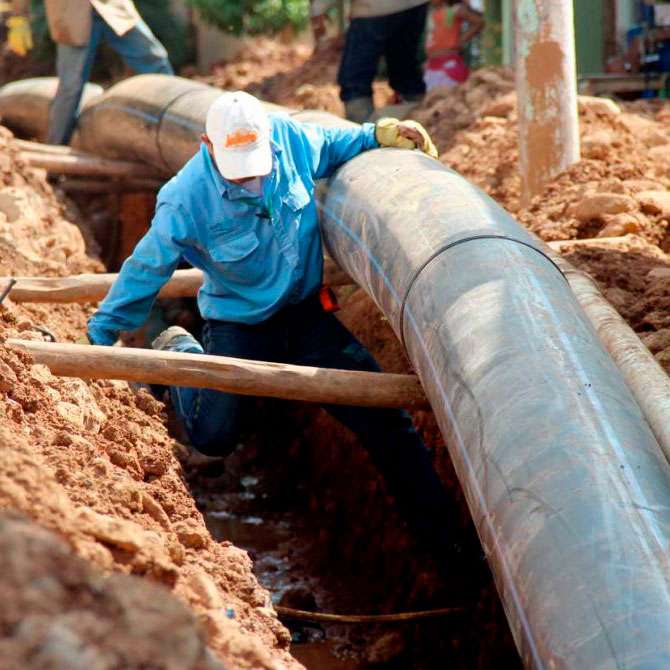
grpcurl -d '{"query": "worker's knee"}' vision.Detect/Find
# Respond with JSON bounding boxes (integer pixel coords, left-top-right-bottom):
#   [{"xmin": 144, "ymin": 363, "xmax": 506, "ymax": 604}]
[
  {"xmin": 339, "ymin": 340, "xmax": 380, "ymax": 373},
  {"xmin": 186, "ymin": 410, "xmax": 246, "ymax": 458},
  {"xmin": 190, "ymin": 434, "xmax": 239, "ymax": 459}
]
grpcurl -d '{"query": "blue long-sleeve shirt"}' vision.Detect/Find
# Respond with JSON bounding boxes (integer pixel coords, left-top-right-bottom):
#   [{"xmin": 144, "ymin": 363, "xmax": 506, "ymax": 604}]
[{"xmin": 87, "ymin": 114, "xmax": 379, "ymax": 345}]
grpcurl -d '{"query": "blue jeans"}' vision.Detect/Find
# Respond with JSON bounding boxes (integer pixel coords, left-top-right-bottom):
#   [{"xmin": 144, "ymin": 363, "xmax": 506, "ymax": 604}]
[
  {"xmin": 337, "ymin": 3, "xmax": 428, "ymax": 102},
  {"xmin": 168, "ymin": 295, "xmax": 462, "ymax": 557},
  {"xmin": 49, "ymin": 9, "xmax": 173, "ymax": 145}
]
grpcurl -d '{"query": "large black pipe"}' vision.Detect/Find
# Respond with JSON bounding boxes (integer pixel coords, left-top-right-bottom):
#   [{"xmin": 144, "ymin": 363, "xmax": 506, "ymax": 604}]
[
  {"xmin": 0, "ymin": 77, "xmax": 103, "ymax": 143},
  {"xmin": 2, "ymin": 74, "xmax": 670, "ymax": 668}
]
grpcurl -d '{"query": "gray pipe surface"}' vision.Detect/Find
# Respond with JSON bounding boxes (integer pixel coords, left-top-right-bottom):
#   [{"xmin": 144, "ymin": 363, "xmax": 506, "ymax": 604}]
[
  {"xmin": 0, "ymin": 78, "xmax": 103, "ymax": 143},
  {"xmin": 547, "ymin": 251, "xmax": 670, "ymax": 467},
  {"xmin": 2, "ymin": 74, "xmax": 670, "ymax": 669}
]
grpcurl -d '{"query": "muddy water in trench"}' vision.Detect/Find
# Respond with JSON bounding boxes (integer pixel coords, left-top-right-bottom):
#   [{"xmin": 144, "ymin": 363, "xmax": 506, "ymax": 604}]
[{"xmin": 201, "ymin": 477, "xmax": 363, "ymax": 670}]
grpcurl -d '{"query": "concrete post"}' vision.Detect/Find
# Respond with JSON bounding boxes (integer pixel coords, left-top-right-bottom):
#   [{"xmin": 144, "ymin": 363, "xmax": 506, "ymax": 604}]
[{"xmin": 515, "ymin": 0, "xmax": 580, "ymax": 204}]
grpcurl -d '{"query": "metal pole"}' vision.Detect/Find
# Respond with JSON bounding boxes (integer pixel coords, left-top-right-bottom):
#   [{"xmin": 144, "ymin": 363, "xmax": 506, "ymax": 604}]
[{"xmin": 515, "ymin": 0, "xmax": 580, "ymax": 204}]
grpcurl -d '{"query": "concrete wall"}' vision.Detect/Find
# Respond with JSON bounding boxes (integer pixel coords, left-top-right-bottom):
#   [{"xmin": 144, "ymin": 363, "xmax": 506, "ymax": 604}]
[{"xmin": 574, "ymin": 0, "xmax": 605, "ymax": 73}]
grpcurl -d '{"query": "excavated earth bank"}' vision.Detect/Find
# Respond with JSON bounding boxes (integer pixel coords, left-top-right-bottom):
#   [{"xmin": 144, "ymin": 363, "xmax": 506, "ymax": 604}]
[
  {"xmin": 4, "ymin": 36, "xmax": 670, "ymax": 670},
  {"xmin": 0, "ymin": 129, "xmax": 298, "ymax": 669}
]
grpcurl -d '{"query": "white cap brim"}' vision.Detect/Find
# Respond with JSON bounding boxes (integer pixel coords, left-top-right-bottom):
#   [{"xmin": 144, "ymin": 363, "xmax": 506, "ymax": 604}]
[{"xmin": 212, "ymin": 140, "xmax": 272, "ymax": 180}]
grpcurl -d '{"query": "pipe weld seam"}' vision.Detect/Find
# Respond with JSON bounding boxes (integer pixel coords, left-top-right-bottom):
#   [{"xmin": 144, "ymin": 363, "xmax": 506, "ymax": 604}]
[
  {"xmin": 399, "ymin": 234, "xmax": 568, "ymax": 351},
  {"xmin": 155, "ymin": 87, "xmax": 203, "ymax": 172}
]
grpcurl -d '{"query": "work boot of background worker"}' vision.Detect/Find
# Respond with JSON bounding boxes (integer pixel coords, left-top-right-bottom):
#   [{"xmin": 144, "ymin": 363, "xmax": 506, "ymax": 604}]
[{"xmin": 344, "ymin": 96, "xmax": 375, "ymax": 123}]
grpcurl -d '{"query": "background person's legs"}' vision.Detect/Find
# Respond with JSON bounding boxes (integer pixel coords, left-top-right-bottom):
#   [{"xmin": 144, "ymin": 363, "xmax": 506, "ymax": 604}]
[
  {"xmin": 385, "ymin": 3, "xmax": 428, "ymax": 102},
  {"xmin": 48, "ymin": 13, "xmax": 102, "ymax": 145},
  {"xmin": 101, "ymin": 15, "xmax": 172, "ymax": 74},
  {"xmin": 337, "ymin": 16, "xmax": 388, "ymax": 122}
]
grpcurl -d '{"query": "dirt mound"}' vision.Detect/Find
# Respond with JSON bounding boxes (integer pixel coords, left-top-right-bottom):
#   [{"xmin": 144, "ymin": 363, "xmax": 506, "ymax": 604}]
[
  {"xmin": 0, "ymin": 511, "xmax": 225, "ymax": 670},
  {"xmin": 198, "ymin": 37, "xmax": 394, "ymax": 116},
  {"xmin": 409, "ymin": 67, "xmax": 516, "ymax": 152},
  {"xmin": 0, "ymin": 128, "xmax": 298, "ymax": 669}
]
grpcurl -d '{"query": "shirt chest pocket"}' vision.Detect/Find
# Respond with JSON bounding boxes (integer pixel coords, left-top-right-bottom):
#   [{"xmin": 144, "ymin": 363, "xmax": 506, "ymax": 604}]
[
  {"xmin": 283, "ymin": 179, "xmax": 311, "ymax": 213},
  {"xmin": 209, "ymin": 229, "xmax": 260, "ymax": 264}
]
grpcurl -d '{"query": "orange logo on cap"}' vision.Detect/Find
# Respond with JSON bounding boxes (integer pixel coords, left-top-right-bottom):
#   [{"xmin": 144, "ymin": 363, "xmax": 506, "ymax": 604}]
[{"xmin": 225, "ymin": 128, "xmax": 259, "ymax": 147}]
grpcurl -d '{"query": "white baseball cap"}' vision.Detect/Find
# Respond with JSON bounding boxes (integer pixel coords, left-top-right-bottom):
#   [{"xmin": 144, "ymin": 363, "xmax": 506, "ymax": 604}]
[{"xmin": 205, "ymin": 91, "xmax": 272, "ymax": 180}]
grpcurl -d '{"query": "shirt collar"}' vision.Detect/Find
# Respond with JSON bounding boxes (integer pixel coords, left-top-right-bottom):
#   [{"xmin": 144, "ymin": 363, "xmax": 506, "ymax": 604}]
[{"xmin": 202, "ymin": 141, "xmax": 282, "ymax": 201}]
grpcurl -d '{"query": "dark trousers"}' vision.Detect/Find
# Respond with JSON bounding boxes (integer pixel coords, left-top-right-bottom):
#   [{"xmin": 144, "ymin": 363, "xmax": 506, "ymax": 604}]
[
  {"xmin": 169, "ymin": 295, "xmax": 460, "ymax": 556},
  {"xmin": 337, "ymin": 3, "xmax": 428, "ymax": 102}
]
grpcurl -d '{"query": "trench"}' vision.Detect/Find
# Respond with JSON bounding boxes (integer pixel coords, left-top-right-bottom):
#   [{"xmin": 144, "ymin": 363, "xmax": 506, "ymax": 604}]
[{"xmin": 68, "ymin": 186, "xmax": 518, "ymax": 670}]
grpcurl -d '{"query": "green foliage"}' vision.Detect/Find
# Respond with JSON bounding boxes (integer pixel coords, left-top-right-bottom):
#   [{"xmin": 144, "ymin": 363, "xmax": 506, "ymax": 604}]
[{"xmin": 186, "ymin": 0, "xmax": 309, "ymax": 35}]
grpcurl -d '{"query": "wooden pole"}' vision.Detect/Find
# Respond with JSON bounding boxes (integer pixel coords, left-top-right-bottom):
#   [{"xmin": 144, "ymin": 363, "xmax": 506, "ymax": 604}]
[
  {"xmin": 13, "ymin": 139, "xmax": 90, "ymax": 157},
  {"xmin": 515, "ymin": 0, "xmax": 580, "ymax": 204},
  {"xmin": 57, "ymin": 178, "xmax": 164, "ymax": 193},
  {"xmin": 19, "ymin": 151, "xmax": 161, "ymax": 179},
  {"xmin": 3, "ymin": 261, "xmax": 354, "ymax": 304},
  {"xmin": 6, "ymin": 339, "xmax": 430, "ymax": 410}
]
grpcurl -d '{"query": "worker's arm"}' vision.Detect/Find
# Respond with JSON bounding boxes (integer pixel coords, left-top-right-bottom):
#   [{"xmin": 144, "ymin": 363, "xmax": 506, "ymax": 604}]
[
  {"xmin": 298, "ymin": 121, "xmax": 380, "ymax": 180},
  {"xmin": 310, "ymin": 0, "xmax": 337, "ymax": 40},
  {"xmin": 86, "ymin": 203, "xmax": 187, "ymax": 345},
  {"xmin": 458, "ymin": 4, "xmax": 485, "ymax": 49},
  {"xmin": 10, "ymin": 0, "xmax": 29, "ymax": 14}
]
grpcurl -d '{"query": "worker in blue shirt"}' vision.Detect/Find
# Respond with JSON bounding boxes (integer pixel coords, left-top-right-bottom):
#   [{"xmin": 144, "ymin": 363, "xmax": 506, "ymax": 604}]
[{"xmin": 83, "ymin": 91, "xmax": 474, "ymax": 569}]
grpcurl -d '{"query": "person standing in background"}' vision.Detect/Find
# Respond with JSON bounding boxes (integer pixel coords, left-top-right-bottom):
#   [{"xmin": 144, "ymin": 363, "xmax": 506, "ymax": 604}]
[
  {"xmin": 6, "ymin": 0, "xmax": 172, "ymax": 145},
  {"xmin": 311, "ymin": 1, "xmax": 429, "ymax": 123},
  {"xmin": 423, "ymin": 0, "xmax": 484, "ymax": 90}
]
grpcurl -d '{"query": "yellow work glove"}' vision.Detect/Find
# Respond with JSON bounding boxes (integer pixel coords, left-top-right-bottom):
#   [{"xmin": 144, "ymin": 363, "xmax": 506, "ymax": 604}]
[
  {"xmin": 375, "ymin": 117, "xmax": 438, "ymax": 159},
  {"xmin": 75, "ymin": 334, "xmax": 92, "ymax": 345},
  {"xmin": 6, "ymin": 15, "xmax": 33, "ymax": 57}
]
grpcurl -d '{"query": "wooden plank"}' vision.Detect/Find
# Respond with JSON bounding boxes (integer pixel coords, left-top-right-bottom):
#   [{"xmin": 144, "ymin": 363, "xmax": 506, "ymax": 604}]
[
  {"xmin": 576, "ymin": 73, "xmax": 667, "ymax": 96},
  {"xmin": 6, "ymin": 339, "xmax": 430, "ymax": 410},
  {"xmin": 19, "ymin": 151, "xmax": 160, "ymax": 179},
  {"xmin": 3, "ymin": 261, "xmax": 354, "ymax": 304},
  {"xmin": 13, "ymin": 139, "xmax": 90, "ymax": 157},
  {"xmin": 58, "ymin": 178, "xmax": 164, "ymax": 193}
]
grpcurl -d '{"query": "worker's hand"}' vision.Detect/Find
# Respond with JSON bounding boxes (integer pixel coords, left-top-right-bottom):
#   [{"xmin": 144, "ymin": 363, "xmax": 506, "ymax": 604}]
[
  {"xmin": 375, "ymin": 118, "xmax": 439, "ymax": 159},
  {"xmin": 5, "ymin": 15, "xmax": 33, "ymax": 57},
  {"xmin": 311, "ymin": 13, "xmax": 328, "ymax": 41},
  {"xmin": 75, "ymin": 334, "xmax": 92, "ymax": 345}
]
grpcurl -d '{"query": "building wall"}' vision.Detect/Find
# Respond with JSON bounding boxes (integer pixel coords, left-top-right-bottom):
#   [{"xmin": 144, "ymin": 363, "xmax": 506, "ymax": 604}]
[{"xmin": 574, "ymin": 0, "xmax": 605, "ymax": 73}]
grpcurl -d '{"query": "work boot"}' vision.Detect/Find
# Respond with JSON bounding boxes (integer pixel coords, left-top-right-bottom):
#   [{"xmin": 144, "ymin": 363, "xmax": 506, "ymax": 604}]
[
  {"xmin": 344, "ymin": 96, "xmax": 374, "ymax": 123},
  {"xmin": 399, "ymin": 92, "xmax": 425, "ymax": 104},
  {"xmin": 138, "ymin": 326, "xmax": 203, "ymax": 400},
  {"xmin": 151, "ymin": 325, "xmax": 203, "ymax": 354}
]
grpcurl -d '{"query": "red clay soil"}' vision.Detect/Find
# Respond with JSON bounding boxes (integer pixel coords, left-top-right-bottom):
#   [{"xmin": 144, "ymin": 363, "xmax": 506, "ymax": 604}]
[
  {"xmin": 198, "ymin": 37, "xmax": 395, "ymax": 116},
  {"xmin": 0, "ymin": 127, "xmax": 299, "ymax": 669}
]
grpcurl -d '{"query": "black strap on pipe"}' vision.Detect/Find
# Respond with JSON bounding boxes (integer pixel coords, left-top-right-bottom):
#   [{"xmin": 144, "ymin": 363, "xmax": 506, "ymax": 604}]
[{"xmin": 399, "ymin": 234, "xmax": 568, "ymax": 351}]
